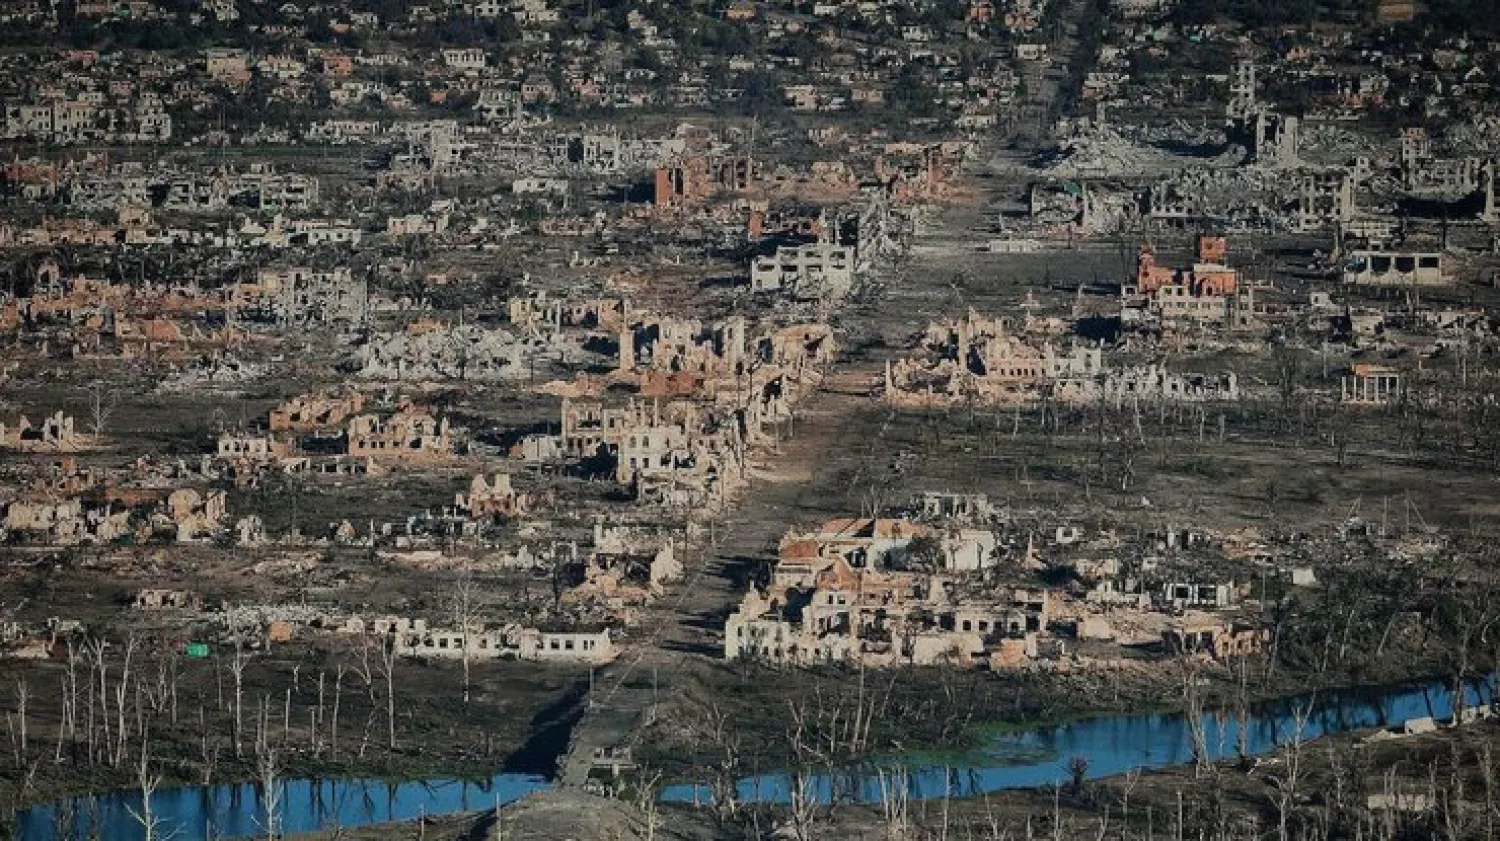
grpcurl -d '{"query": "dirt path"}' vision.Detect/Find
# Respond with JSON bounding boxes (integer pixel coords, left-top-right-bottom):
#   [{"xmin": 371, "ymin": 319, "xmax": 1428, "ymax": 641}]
[
  {"xmin": 555, "ymin": 370, "xmax": 886, "ymax": 786},
  {"xmin": 555, "ymin": 0, "xmax": 1106, "ymax": 789}
]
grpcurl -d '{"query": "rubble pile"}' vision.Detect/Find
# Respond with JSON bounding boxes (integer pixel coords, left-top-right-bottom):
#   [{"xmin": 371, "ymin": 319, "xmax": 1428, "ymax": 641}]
[
  {"xmin": 357, "ymin": 323, "xmax": 591, "ymax": 381},
  {"xmin": 1039, "ymin": 123, "xmax": 1243, "ymax": 179},
  {"xmin": 157, "ymin": 352, "xmax": 267, "ymax": 393}
]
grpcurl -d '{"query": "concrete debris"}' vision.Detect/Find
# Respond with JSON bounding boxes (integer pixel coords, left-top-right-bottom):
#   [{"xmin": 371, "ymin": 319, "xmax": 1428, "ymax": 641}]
[{"xmin": 357, "ymin": 323, "xmax": 590, "ymax": 381}]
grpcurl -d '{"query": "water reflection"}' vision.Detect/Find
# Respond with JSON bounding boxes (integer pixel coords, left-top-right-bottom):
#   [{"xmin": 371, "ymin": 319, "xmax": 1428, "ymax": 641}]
[
  {"xmin": 660, "ymin": 676, "xmax": 1494, "ymax": 805},
  {"xmin": 14, "ymin": 676, "xmax": 1493, "ymax": 837},
  {"xmin": 16, "ymin": 773, "xmax": 549, "ymax": 841}
]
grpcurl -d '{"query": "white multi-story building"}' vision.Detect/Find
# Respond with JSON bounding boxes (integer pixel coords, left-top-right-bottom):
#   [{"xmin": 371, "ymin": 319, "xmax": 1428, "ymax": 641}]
[{"xmin": 750, "ymin": 242, "xmax": 855, "ymax": 300}]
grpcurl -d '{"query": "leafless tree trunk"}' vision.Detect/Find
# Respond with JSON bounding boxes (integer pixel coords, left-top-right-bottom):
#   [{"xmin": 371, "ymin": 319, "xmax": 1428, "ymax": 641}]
[
  {"xmin": 86, "ymin": 636, "xmax": 111, "ymax": 766},
  {"xmin": 13, "ymin": 678, "xmax": 28, "ymax": 762},
  {"xmin": 379, "ymin": 636, "xmax": 398, "ymax": 751},
  {"xmin": 167, "ymin": 652, "xmax": 178, "ymax": 726},
  {"xmin": 1181, "ymin": 662, "xmax": 1208, "ymax": 778},
  {"xmin": 86, "ymin": 382, "xmax": 119, "ymax": 440},
  {"xmin": 330, "ymin": 664, "xmax": 344, "ymax": 759},
  {"xmin": 53, "ymin": 674, "xmax": 67, "ymax": 763},
  {"xmin": 124, "ymin": 744, "xmax": 171, "ymax": 841},
  {"xmin": 784, "ymin": 698, "xmax": 823, "ymax": 841},
  {"xmin": 1233, "ymin": 658, "xmax": 1251, "ymax": 763},
  {"xmin": 787, "ymin": 766, "xmax": 820, "ymax": 841},
  {"xmin": 351, "ymin": 636, "xmax": 376, "ymax": 703},
  {"xmin": 198, "ymin": 704, "xmax": 220, "ymax": 785},
  {"xmin": 877, "ymin": 765, "xmax": 910, "ymax": 840},
  {"xmin": 1270, "ymin": 700, "xmax": 1313, "ymax": 841},
  {"xmin": 313, "ymin": 670, "xmax": 324, "ymax": 757},
  {"xmin": 697, "ymin": 696, "xmax": 741, "ymax": 821},
  {"xmin": 5, "ymin": 711, "xmax": 17, "ymax": 767},
  {"xmin": 57, "ymin": 639, "xmax": 80, "ymax": 761},
  {"xmin": 113, "ymin": 634, "xmax": 138, "ymax": 767},
  {"xmin": 229, "ymin": 633, "xmax": 252, "ymax": 759},
  {"xmin": 450, "ymin": 571, "xmax": 480, "ymax": 705},
  {"xmin": 256, "ymin": 745, "xmax": 282, "ymax": 841},
  {"xmin": 1120, "ymin": 768, "xmax": 1141, "ymax": 828}
]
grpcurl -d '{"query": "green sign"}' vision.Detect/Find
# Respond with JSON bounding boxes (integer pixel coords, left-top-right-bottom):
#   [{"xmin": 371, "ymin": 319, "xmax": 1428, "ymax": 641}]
[{"xmin": 185, "ymin": 643, "xmax": 210, "ymax": 658}]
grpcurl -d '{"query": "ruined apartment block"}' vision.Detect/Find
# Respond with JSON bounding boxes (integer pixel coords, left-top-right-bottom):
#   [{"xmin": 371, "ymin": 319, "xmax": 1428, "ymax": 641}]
[
  {"xmin": 231, "ymin": 267, "xmax": 369, "ymax": 326},
  {"xmin": 345, "ymin": 409, "xmax": 454, "ymax": 459}
]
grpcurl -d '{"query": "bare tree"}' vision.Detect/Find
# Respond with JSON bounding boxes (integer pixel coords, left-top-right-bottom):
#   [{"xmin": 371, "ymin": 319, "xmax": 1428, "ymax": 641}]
[
  {"xmin": 1233, "ymin": 657, "xmax": 1252, "ymax": 764},
  {"xmin": 124, "ymin": 745, "xmax": 175, "ymax": 841},
  {"xmin": 694, "ymin": 695, "xmax": 741, "ymax": 822},
  {"xmin": 450, "ymin": 570, "xmax": 481, "ymax": 705},
  {"xmin": 85, "ymin": 636, "xmax": 111, "ymax": 766},
  {"xmin": 256, "ymin": 745, "xmax": 283, "ymax": 841},
  {"xmin": 197, "ymin": 704, "xmax": 220, "ymax": 785},
  {"xmin": 312, "ymin": 670, "xmax": 324, "ymax": 757},
  {"xmin": 113, "ymin": 634, "xmax": 139, "ymax": 767},
  {"xmin": 85, "ymin": 382, "xmax": 119, "ymax": 441},
  {"xmin": 784, "ymin": 698, "xmax": 825, "ymax": 841},
  {"xmin": 378, "ymin": 634, "xmax": 398, "ymax": 751},
  {"xmin": 1269, "ymin": 700, "xmax": 1314, "ymax": 841},
  {"xmin": 877, "ymin": 765, "xmax": 910, "ymax": 840},
  {"xmin": 229, "ymin": 630, "xmax": 253, "ymax": 759},
  {"xmin": 1180, "ymin": 661, "xmax": 1208, "ymax": 778},
  {"xmin": 1120, "ymin": 768, "xmax": 1141, "ymax": 828},
  {"xmin": 12, "ymin": 678, "xmax": 27, "ymax": 763},
  {"xmin": 56, "ymin": 639, "xmax": 80, "ymax": 762},
  {"xmin": 329, "ymin": 664, "xmax": 345, "ymax": 759}
]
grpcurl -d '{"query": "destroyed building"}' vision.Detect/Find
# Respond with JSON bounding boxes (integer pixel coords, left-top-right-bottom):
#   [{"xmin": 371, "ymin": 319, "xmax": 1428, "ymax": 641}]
[
  {"xmin": 454, "ymin": 473, "xmax": 545, "ymax": 517},
  {"xmin": 750, "ymin": 241, "xmax": 855, "ymax": 301},
  {"xmin": 884, "ymin": 310, "xmax": 1103, "ymax": 407},
  {"xmin": 216, "ymin": 433, "xmax": 289, "ymax": 462},
  {"xmin": 2, "ymin": 497, "xmax": 131, "ymax": 545},
  {"xmin": 558, "ymin": 397, "xmax": 747, "ymax": 507},
  {"xmin": 1029, "ymin": 180, "xmax": 1092, "ymax": 228},
  {"xmin": 1342, "ymin": 251, "xmax": 1446, "ymax": 286},
  {"xmin": 1123, "ymin": 239, "xmax": 1255, "ymax": 328},
  {"xmin": 725, "ymin": 518, "xmax": 1042, "ymax": 669},
  {"xmin": 1299, "ymin": 171, "xmax": 1356, "ymax": 231},
  {"xmin": 358, "ymin": 322, "xmax": 581, "ymax": 381},
  {"xmin": 345, "ymin": 409, "xmax": 454, "ymax": 459},
  {"xmin": 561, "ymin": 537, "xmax": 682, "ymax": 611},
  {"xmin": 134, "ymin": 589, "xmax": 203, "ymax": 610},
  {"xmin": 269, "ymin": 390, "xmax": 367, "ymax": 432},
  {"xmin": 231, "ymin": 268, "xmax": 369, "ymax": 326},
  {"xmin": 1341, "ymin": 364, "xmax": 1404, "ymax": 405},
  {"xmin": 162, "ymin": 488, "xmax": 229, "ymax": 542},
  {"xmin": 0, "ymin": 412, "xmax": 84, "ymax": 451}
]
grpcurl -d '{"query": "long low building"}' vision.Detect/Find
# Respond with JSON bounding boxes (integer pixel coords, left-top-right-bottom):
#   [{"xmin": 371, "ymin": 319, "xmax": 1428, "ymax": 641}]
[{"xmin": 1343, "ymin": 250, "xmax": 1446, "ymax": 286}]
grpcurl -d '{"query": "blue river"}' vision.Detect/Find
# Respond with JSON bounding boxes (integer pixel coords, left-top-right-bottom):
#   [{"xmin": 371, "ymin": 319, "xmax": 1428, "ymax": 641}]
[
  {"xmin": 659, "ymin": 675, "xmax": 1495, "ymax": 804},
  {"xmin": 15, "ymin": 773, "xmax": 549, "ymax": 841},
  {"xmin": 13, "ymin": 674, "xmax": 1493, "ymax": 839}
]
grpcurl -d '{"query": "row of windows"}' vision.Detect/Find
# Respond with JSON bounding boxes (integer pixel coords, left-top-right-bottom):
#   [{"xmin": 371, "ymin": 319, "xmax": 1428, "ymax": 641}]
[
  {"xmin": 545, "ymin": 637, "xmax": 600, "ymax": 651},
  {"xmin": 403, "ymin": 635, "xmax": 604, "ymax": 653},
  {"xmin": 352, "ymin": 438, "xmax": 434, "ymax": 450},
  {"xmin": 415, "ymin": 635, "xmax": 490, "ymax": 650}
]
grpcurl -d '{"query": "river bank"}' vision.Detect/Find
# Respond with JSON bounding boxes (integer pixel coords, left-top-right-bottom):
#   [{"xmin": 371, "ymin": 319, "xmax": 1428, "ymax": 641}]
[
  {"xmin": 4, "ymin": 633, "xmax": 1483, "ymax": 840},
  {"xmin": 0, "ymin": 645, "xmax": 592, "ymax": 818},
  {"xmin": 655, "ymin": 668, "xmax": 1494, "ymax": 806},
  {"xmin": 636, "ymin": 623, "xmax": 1466, "ymax": 785},
  {"xmin": 16, "ymin": 664, "xmax": 1490, "ymax": 841}
]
